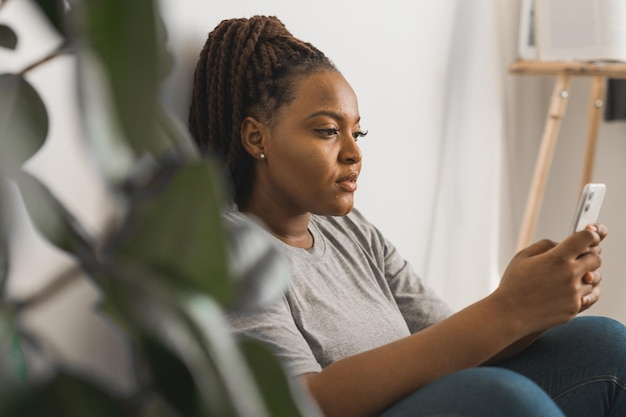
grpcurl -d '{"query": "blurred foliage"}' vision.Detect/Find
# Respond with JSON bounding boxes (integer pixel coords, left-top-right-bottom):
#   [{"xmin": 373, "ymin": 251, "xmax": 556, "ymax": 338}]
[
  {"xmin": 0, "ymin": 24, "xmax": 17, "ymax": 49},
  {"xmin": 0, "ymin": 74, "xmax": 48, "ymax": 176},
  {"xmin": 0, "ymin": 0, "xmax": 320, "ymax": 416}
]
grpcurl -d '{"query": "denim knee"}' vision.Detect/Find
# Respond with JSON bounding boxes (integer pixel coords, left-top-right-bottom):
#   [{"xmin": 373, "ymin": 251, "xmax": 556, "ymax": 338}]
[
  {"xmin": 549, "ymin": 316, "xmax": 626, "ymax": 416},
  {"xmin": 553, "ymin": 316, "xmax": 626, "ymax": 373},
  {"xmin": 495, "ymin": 316, "xmax": 626, "ymax": 417},
  {"xmin": 567, "ymin": 316, "xmax": 626, "ymax": 347},
  {"xmin": 379, "ymin": 367, "xmax": 565, "ymax": 417}
]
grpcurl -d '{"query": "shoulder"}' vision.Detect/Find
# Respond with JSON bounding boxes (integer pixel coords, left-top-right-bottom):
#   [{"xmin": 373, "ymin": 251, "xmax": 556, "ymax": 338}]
[
  {"xmin": 312, "ymin": 207, "xmax": 372, "ymax": 231},
  {"xmin": 312, "ymin": 208, "xmax": 386, "ymax": 249},
  {"xmin": 221, "ymin": 206, "xmax": 273, "ymax": 238}
]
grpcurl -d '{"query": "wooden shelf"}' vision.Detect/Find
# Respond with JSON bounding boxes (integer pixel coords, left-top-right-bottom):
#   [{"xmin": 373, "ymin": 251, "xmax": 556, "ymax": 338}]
[{"xmin": 510, "ymin": 60, "xmax": 626, "ymax": 78}]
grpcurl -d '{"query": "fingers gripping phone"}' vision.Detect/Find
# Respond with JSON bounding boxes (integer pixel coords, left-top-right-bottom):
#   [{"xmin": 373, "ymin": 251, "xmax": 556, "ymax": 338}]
[{"xmin": 569, "ymin": 183, "xmax": 606, "ymax": 234}]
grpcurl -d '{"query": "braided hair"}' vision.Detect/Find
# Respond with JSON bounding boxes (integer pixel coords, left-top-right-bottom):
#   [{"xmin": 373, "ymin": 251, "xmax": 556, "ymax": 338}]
[{"xmin": 188, "ymin": 16, "xmax": 337, "ymax": 206}]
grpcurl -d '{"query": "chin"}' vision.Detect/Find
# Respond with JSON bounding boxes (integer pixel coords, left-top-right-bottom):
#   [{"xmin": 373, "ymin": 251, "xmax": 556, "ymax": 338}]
[
  {"xmin": 321, "ymin": 200, "xmax": 355, "ymax": 217},
  {"xmin": 310, "ymin": 193, "xmax": 355, "ymax": 216},
  {"xmin": 332, "ymin": 207, "xmax": 353, "ymax": 216}
]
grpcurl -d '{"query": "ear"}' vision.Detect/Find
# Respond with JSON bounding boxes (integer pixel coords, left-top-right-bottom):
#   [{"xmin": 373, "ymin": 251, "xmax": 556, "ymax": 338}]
[{"xmin": 240, "ymin": 116, "xmax": 266, "ymax": 159}]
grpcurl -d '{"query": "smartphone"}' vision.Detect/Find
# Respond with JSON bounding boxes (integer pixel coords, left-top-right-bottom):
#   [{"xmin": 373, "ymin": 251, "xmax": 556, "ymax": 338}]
[{"xmin": 568, "ymin": 183, "xmax": 606, "ymax": 234}]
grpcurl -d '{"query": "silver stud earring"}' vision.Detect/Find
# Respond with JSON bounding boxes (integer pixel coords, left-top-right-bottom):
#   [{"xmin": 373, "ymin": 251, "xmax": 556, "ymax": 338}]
[{"xmin": 260, "ymin": 152, "xmax": 265, "ymax": 160}]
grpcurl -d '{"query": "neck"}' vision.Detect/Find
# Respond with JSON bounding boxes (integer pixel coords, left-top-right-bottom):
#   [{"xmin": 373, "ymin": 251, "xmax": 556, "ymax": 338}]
[{"xmin": 240, "ymin": 194, "xmax": 313, "ymax": 249}]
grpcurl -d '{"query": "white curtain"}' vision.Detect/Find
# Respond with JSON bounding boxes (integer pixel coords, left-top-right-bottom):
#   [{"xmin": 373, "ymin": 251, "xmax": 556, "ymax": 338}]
[{"xmin": 424, "ymin": 0, "xmax": 520, "ymax": 310}]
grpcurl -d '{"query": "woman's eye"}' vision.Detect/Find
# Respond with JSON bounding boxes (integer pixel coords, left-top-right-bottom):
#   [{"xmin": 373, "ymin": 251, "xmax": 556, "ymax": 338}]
[
  {"xmin": 352, "ymin": 130, "xmax": 368, "ymax": 141},
  {"xmin": 315, "ymin": 128, "xmax": 340, "ymax": 137},
  {"xmin": 314, "ymin": 128, "xmax": 368, "ymax": 141}
]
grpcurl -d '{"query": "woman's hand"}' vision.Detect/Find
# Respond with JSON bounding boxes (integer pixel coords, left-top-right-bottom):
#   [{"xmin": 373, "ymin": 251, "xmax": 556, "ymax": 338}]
[
  {"xmin": 578, "ymin": 223, "xmax": 607, "ymax": 312},
  {"xmin": 493, "ymin": 224, "xmax": 607, "ymax": 335}
]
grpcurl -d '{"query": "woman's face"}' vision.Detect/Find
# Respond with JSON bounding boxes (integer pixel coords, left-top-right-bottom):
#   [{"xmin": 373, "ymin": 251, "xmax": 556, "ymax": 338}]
[{"xmin": 255, "ymin": 70, "xmax": 365, "ymax": 216}]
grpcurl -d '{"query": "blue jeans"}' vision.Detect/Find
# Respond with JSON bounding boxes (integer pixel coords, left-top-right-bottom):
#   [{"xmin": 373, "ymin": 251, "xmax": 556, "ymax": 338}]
[{"xmin": 378, "ymin": 316, "xmax": 626, "ymax": 417}]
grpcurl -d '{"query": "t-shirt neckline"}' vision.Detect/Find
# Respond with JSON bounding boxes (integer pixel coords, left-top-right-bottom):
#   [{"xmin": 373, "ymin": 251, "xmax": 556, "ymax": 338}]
[{"xmin": 273, "ymin": 216, "xmax": 326, "ymax": 260}]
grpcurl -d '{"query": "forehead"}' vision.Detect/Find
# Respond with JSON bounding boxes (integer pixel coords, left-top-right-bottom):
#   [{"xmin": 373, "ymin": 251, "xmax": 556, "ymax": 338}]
[{"xmin": 280, "ymin": 71, "xmax": 360, "ymax": 122}]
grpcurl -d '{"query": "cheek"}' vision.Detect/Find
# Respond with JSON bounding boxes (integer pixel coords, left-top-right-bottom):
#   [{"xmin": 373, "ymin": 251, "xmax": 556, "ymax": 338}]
[
  {"xmin": 299, "ymin": 147, "xmax": 335, "ymax": 178},
  {"xmin": 277, "ymin": 140, "xmax": 334, "ymax": 174}
]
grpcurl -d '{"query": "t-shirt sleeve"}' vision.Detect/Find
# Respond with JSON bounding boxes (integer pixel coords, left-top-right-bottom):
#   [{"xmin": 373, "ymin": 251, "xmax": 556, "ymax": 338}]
[
  {"xmin": 384, "ymin": 249, "xmax": 455, "ymax": 333},
  {"xmin": 347, "ymin": 209, "xmax": 454, "ymax": 333},
  {"xmin": 227, "ymin": 296, "xmax": 322, "ymax": 377}
]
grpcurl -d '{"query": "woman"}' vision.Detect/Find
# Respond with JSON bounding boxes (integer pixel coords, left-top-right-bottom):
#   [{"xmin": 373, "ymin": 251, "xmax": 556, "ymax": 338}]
[{"xmin": 188, "ymin": 15, "xmax": 626, "ymax": 417}]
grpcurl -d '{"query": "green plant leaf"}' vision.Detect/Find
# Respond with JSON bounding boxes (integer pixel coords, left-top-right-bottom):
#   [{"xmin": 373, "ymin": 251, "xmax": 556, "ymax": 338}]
[
  {"xmin": 33, "ymin": 0, "xmax": 66, "ymax": 37},
  {"xmin": 185, "ymin": 294, "xmax": 271, "ymax": 417},
  {"xmin": 140, "ymin": 337, "xmax": 197, "ymax": 417},
  {"xmin": 0, "ymin": 236, "xmax": 7, "ymax": 295},
  {"xmin": 99, "ymin": 269, "xmax": 250, "ymax": 417},
  {"xmin": 0, "ymin": 74, "xmax": 48, "ymax": 177},
  {"xmin": 222, "ymin": 211, "xmax": 292, "ymax": 311},
  {"xmin": 240, "ymin": 340, "xmax": 323, "ymax": 417},
  {"xmin": 0, "ymin": 371, "xmax": 135, "ymax": 417},
  {"xmin": 0, "ymin": 25, "xmax": 17, "ymax": 50},
  {"xmin": 0, "ymin": 309, "xmax": 27, "ymax": 390},
  {"xmin": 13, "ymin": 171, "xmax": 95, "ymax": 260},
  {"xmin": 112, "ymin": 159, "xmax": 233, "ymax": 303},
  {"xmin": 156, "ymin": 105, "xmax": 200, "ymax": 162},
  {"xmin": 8, "ymin": 335, "xmax": 27, "ymax": 387},
  {"xmin": 74, "ymin": 0, "xmax": 169, "ymax": 158},
  {"xmin": 154, "ymin": 14, "xmax": 174, "ymax": 81},
  {"xmin": 0, "ymin": 182, "xmax": 9, "ymax": 294}
]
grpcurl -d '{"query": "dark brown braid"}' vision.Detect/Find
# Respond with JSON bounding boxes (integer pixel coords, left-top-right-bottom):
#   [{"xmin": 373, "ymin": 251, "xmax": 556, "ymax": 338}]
[{"xmin": 188, "ymin": 16, "xmax": 337, "ymax": 206}]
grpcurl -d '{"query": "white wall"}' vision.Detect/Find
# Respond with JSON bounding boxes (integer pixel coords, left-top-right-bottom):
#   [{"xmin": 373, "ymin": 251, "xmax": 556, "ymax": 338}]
[{"xmin": 159, "ymin": 0, "xmax": 457, "ymax": 287}]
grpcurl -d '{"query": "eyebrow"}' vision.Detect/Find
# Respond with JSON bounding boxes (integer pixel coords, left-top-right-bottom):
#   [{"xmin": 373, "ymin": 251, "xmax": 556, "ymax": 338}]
[{"xmin": 305, "ymin": 110, "xmax": 361, "ymax": 124}]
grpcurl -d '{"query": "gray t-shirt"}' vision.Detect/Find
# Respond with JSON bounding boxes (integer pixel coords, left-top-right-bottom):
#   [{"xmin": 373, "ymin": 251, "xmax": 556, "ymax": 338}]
[{"xmin": 228, "ymin": 209, "xmax": 453, "ymax": 377}]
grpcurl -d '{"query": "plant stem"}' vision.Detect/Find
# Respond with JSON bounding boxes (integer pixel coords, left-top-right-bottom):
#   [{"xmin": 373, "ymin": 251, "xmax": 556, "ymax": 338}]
[
  {"xmin": 18, "ymin": 41, "xmax": 69, "ymax": 76},
  {"xmin": 0, "ymin": 181, "xmax": 10, "ymax": 300},
  {"xmin": 14, "ymin": 262, "xmax": 83, "ymax": 312}
]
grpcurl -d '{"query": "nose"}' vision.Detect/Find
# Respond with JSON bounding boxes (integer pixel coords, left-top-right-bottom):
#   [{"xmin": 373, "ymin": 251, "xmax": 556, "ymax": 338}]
[{"xmin": 339, "ymin": 134, "xmax": 362, "ymax": 165}]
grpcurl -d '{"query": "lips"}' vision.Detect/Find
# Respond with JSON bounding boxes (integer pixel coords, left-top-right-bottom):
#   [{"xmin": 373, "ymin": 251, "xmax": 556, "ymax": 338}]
[{"xmin": 336, "ymin": 171, "xmax": 358, "ymax": 192}]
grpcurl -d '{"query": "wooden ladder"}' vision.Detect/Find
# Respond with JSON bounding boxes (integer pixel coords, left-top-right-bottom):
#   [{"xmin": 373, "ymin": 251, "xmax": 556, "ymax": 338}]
[{"xmin": 510, "ymin": 60, "xmax": 626, "ymax": 250}]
